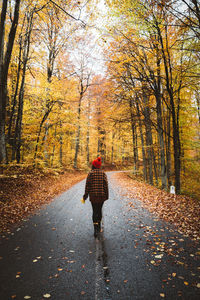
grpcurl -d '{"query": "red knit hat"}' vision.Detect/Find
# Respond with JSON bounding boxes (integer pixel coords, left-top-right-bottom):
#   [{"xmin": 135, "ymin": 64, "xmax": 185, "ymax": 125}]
[{"xmin": 92, "ymin": 157, "xmax": 101, "ymax": 169}]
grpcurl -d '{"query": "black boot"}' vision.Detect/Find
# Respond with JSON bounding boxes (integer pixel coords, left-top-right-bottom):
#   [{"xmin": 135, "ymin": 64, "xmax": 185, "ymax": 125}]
[
  {"xmin": 97, "ymin": 221, "xmax": 101, "ymax": 233},
  {"xmin": 93, "ymin": 223, "xmax": 98, "ymax": 237}
]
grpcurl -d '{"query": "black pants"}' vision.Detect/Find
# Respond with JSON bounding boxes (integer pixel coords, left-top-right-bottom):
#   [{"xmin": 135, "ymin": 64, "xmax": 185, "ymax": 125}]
[{"xmin": 91, "ymin": 202, "xmax": 104, "ymax": 223}]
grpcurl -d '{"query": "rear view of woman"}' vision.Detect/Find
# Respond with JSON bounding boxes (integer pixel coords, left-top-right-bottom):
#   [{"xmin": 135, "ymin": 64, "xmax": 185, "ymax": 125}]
[{"xmin": 83, "ymin": 157, "xmax": 109, "ymax": 237}]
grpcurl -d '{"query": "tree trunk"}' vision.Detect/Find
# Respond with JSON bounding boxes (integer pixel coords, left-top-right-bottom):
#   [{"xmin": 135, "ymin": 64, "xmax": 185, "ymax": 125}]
[
  {"xmin": 15, "ymin": 72, "xmax": 25, "ymax": 163},
  {"xmin": 74, "ymin": 93, "xmax": 83, "ymax": 169},
  {"xmin": 8, "ymin": 41, "xmax": 22, "ymax": 147},
  {"xmin": 157, "ymin": 21, "xmax": 181, "ymax": 193},
  {"xmin": 129, "ymin": 98, "xmax": 138, "ymax": 174},
  {"xmin": 34, "ymin": 107, "xmax": 53, "ymax": 162},
  {"xmin": 12, "ymin": 10, "xmax": 33, "ymax": 163},
  {"xmin": 59, "ymin": 121, "xmax": 63, "ymax": 166},
  {"xmin": 0, "ymin": 0, "xmax": 21, "ymax": 163},
  {"xmin": 111, "ymin": 131, "xmax": 115, "ymax": 164},
  {"xmin": 136, "ymin": 101, "xmax": 147, "ymax": 181},
  {"xmin": 86, "ymin": 96, "xmax": 91, "ymax": 165},
  {"xmin": 51, "ymin": 125, "xmax": 57, "ymax": 167},
  {"xmin": 143, "ymin": 92, "xmax": 153, "ymax": 185},
  {"xmin": 155, "ymin": 46, "xmax": 167, "ymax": 189}
]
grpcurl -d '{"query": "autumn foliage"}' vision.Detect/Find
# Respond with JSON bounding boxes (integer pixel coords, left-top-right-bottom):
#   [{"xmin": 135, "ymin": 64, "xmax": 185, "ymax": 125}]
[{"xmin": 0, "ymin": 0, "xmax": 199, "ymax": 202}]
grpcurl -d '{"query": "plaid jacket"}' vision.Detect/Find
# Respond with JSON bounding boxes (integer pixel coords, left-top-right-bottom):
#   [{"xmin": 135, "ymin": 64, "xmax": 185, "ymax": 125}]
[{"xmin": 83, "ymin": 169, "xmax": 109, "ymax": 203}]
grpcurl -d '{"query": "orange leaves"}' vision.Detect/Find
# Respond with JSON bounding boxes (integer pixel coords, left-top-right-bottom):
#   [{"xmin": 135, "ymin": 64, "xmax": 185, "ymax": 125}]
[
  {"xmin": 0, "ymin": 168, "xmax": 86, "ymax": 233},
  {"xmin": 112, "ymin": 172, "xmax": 200, "ymax": 240}
]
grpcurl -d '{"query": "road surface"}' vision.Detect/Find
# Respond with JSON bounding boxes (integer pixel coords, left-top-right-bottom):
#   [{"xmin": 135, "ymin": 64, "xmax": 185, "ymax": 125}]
[{"xmin": 0, "ymin": 172, "xmax": 199, "ymax": 299}]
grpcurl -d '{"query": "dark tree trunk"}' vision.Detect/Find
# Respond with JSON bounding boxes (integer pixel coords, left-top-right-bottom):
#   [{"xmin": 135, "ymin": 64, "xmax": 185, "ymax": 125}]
[
  {"xmin": 129, "ymin": 98, "xmax": 138, "ymax": 174},
  {"xmin": 59, "ymin": 121, "xmax": 63, "ymax": 166},
  {"xmin": 143, "ymin": 91, "xmax": 153, "ymax": 185},
  {"xmin": 74, "ymin": 73, "xmax": 90, "ymax": 168},
  {"xmin": 0, "ymin": 0, "xmax": 21, "ymax": 163},
  {"xmin": 86, "ymin": 97, "xmax": 91, "ymax": 166},
  {"xmin": 155, "ymin": 46, "xmax": 167, "ymax": 189},
  {"xmin": 157, "ymin": 22, "xmax": 181, "ymax": 193},
  {"xmin": 12, "ymin": 11, "xmax": 33, "ymax": 163},
  {"xmin": 34, "ymin": 106, "xmax": 53, "ymax": 162},
  {"xmin": 111, "ymin": 131, "xmax": 115, "ymax": 164},
  {"xmin": 8, "ymin": 41, "xmax": 22, "ymax": 146},
  {"xmin": 74, "ymin": 92, "xmax": 83, "ymax": 169},
  {"xmin": 136, "ymin": 101, "xmax": 147, "ymax": 181}
]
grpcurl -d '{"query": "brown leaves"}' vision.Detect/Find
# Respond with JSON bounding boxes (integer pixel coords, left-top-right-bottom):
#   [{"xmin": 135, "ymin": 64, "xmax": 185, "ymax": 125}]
[
  {"xmin": 112, "ymin": 172, "xmax": 200, "ymax": 240},
  {"xmin": 0, "ymin": 167, "xmax": 86, "ymax": 233}
]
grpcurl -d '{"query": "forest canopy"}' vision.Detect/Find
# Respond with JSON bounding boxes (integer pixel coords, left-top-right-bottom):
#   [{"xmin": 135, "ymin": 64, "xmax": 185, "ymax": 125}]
[{"xmin": 0, "ymin": 0, "xmax": 199, "ymax": 197}]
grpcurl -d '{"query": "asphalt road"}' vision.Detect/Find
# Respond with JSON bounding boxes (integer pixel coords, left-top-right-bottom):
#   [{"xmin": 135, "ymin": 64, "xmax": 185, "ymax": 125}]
[{"xmin": 0, "ymin": 172, "xmax": 200, "ymax": 300}]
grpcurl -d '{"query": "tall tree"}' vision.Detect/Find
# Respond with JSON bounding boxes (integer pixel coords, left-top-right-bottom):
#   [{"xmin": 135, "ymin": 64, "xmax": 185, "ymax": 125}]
[{"xmin": 0, "ymin": 0, "xmax": 21, "ymax": 163}]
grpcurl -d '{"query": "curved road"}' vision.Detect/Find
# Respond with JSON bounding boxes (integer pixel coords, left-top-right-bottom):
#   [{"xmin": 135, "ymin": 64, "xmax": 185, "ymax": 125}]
[{"xmin": 0, "ymin": 172, "xmax": 199, "ymax": 299}]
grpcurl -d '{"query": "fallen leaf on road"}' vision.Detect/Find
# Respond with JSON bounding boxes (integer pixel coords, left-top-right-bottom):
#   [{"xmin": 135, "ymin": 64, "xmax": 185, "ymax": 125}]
[
  {"xmin": 184, "ymin": 281, "xmax": 189, "ymax": 286},
  {"xmin": 197, "ymin": 283, "xmax": 200, "ymax": 288},
  {"xmin": 81, "ymin": 291, "xmax": 85, "ymax": 295},
  {"xmin": 43, "ymin": 294, "xmax": 51, "ymax": 298},
  {"xmin": 160, "ymin": 293, "xmax": 165, "ymax": 298},
  {"xmin": 24, "ymin": 296, "xmax": 31, "ymax": 299}
]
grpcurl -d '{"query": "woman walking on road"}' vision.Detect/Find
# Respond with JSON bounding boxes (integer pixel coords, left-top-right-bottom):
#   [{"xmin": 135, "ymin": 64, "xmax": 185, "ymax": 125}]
[{"xmin": 83, "ymin": 157, "xmax": 109, "ymax": 237}]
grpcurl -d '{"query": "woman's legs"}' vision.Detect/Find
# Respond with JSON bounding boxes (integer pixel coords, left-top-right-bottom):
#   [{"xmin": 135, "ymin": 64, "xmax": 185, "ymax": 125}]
[
  {"xmin": 92, "ymin": 202, "xmax": 103, "ymax": 223},
  {"xmin": 91, "ymin": 202, "xmax": 103, "ymax": 236}
]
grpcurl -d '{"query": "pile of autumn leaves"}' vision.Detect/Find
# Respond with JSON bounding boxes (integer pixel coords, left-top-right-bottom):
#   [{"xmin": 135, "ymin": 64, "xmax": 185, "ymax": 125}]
[
  {"xmin": 0, "ymin": 167, "xmax": 86, "ymax": 233},
  {"xmin": 112, "ymin": 172, "xmax": 200, "ymax": 241}
]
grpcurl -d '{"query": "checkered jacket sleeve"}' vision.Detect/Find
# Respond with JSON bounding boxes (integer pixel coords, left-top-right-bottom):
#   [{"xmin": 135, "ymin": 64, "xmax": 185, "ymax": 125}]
[{"xmin": 83, "ymin": 169, "xmax": 109, "ymax": 202}]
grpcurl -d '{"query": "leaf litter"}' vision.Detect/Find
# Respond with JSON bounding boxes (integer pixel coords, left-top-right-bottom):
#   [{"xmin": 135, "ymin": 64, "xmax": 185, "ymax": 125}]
[
  {"xmin": 0, "ymin": 167, "xmax": 86, "ymax": 234},
  {"xmin": 112, "ymin": 172, "xmax": 200, "ymax": 240},
  {"xmin": 111, "ymin": 172, "xmax": 200, "ymax": 296}
]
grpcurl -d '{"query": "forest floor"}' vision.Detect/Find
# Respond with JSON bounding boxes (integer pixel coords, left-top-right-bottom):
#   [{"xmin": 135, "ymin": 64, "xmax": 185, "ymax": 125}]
[
  {"xmin": 113, "ymin": 172, "xmax": 200, "ymax": 241},
  {"xmin": 0, "ymin": 168, "xmax": 200, "ymax": 241},
  {"xmin": 0, "ymin": 166, "xmax": 86, "ymax": 233}
]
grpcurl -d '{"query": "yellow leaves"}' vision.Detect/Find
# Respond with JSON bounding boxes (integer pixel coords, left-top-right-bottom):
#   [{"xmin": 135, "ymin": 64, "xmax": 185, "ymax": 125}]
[
  {"xmin": 43, "ymin": 294, "xmax": 51, "ymax": 298},
  {"xmin": 16, "ymin": 271, "xmax": 21, "ymax": 278}
]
